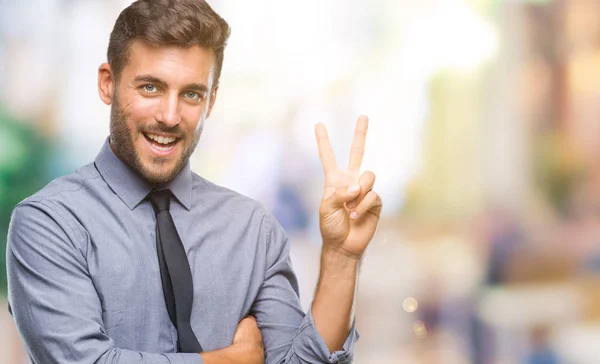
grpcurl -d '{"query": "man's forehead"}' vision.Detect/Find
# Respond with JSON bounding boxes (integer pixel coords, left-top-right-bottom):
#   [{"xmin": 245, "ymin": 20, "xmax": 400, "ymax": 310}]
[{"xmin": 125, "ymin": 40, "xmax": 216, "ymax": 85}]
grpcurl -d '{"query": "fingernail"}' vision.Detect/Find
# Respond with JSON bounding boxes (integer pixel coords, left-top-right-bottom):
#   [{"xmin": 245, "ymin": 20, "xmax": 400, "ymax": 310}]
[
  {"xmin": 348, "ymin": 184, "xmax": 360, "ymax": 193},
  {"xmin": 350, "ymin": 211, "xmax": 359, "ymax": 219}
]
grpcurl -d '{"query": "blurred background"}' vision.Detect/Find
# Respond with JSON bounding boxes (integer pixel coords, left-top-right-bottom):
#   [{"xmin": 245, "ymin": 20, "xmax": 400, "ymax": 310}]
[{"xmin": 2, "ymin": 0, "xmax": 600, "ymax": 363}]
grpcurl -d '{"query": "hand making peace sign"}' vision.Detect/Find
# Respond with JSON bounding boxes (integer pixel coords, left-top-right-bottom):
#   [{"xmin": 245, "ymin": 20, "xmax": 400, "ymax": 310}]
[{"xmin": 315, "ymin": 115, "xmax": 383, "ymax": 259}]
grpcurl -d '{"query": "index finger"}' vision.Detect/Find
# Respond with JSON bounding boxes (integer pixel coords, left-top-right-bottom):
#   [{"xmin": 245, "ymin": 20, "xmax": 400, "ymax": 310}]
[
  {"xmin": 315, "ymin": 123, "xmax": 338, "ymax": 174},
  {"xmin": 348, "ymin": 115, "xmax": 369, "ymax": 172}
]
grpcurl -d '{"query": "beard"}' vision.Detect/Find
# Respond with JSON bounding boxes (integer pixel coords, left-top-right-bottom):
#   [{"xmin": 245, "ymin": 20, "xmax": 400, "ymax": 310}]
[{"xmin": 109, "ymin": 90, "xmax": 203, "ymax": 183}]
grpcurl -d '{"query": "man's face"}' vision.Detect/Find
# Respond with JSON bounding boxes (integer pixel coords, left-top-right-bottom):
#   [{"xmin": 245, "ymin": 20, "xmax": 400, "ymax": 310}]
[{"xmin": 100, "ymin": 40, "xmax": 218, "ymax": 183}]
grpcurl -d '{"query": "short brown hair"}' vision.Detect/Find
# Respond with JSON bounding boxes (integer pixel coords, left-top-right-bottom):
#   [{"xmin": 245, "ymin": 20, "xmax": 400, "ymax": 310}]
[{"xmin": 107, "ymin": 0, "xmax": 230, "ymax": 88}]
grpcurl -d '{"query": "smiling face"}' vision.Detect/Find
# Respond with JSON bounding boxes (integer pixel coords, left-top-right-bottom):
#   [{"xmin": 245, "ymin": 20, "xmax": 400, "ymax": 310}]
[{"xmin": 98, "ymin": 39, "xmax": 218, "ymax": 183}]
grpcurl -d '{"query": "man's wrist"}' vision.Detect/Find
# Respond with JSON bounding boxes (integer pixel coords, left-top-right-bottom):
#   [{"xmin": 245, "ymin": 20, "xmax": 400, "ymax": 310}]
[
  {"xmin": 321, "ymin": 244, "xmax": 362, "ymax": 263},
  {"xmin": 320, "ymin": 245, "xmax": 361, "ymax": 279}
]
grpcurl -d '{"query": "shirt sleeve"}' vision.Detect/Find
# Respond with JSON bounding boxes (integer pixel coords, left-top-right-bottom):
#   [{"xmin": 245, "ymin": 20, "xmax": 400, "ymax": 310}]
[
  {"xmin": 6, "ymin": 201, "xmax": 204, "ymax": 364},
  {"xmin": 251, "ymin": 212, "xmax": 359, "ymax": 364}
]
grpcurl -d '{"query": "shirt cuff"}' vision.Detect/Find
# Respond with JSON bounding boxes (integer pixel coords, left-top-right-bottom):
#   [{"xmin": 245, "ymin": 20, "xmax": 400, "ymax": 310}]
[
  {"xmin": 180, "ymin": 353, "xmax": 204, "ymax": 364},
  {"xmin": 303, "ymin": 305, "xmax": 359, "ymax": 363}
]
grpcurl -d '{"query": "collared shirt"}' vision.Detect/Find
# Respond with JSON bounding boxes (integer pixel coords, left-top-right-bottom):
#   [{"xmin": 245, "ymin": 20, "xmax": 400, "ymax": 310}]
[{"xmin": 7, "ymin": 139, "xmax": 357, "ymax": 364}]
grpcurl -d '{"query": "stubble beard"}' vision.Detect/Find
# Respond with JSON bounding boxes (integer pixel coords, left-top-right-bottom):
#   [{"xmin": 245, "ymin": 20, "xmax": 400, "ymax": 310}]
[{"xmin": 109, "ymin": 90, "xmax": 203, "ymax": 183}]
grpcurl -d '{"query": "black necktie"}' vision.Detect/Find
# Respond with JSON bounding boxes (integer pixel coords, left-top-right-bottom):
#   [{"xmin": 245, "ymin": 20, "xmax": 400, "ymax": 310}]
[{"xmin": 148, "ymin": 190, "xmax": 203, "ymax": 353}]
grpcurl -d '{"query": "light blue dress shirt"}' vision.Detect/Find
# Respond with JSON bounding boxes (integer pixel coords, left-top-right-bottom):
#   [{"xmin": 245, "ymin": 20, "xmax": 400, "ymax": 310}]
[{"xmin": 6, "ymin": 140, "xmax": 357, "ymax": 364}]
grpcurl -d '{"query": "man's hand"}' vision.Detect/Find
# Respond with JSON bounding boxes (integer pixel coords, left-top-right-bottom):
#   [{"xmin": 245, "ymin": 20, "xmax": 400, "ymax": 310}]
[
  {"xmin": 315, "ymin": 115, "xmax": 383, "ymax": 259},
  {"xmin": 199, "ymin": 315, "xmax": 264, "ymax": 364},
  {"xmin": 232, "ymin": 316, "xmax": 264, "ymax": 363},
  {"xmin": 233, "ymin": 316, "xmax": 263, "ymax": 348}
]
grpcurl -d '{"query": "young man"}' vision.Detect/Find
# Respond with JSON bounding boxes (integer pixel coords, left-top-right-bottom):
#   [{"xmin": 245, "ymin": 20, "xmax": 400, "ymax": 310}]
[{"xmin": 6, "ymin": 1, "xmax": 382, "ymax": 363}]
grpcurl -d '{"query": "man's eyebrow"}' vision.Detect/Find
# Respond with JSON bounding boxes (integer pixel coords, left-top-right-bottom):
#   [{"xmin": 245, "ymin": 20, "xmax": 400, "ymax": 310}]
[
  {"xmin": 134, "ymin": 75, "xmax": 167, "ymax": 87},
  {"xmin": 134, "ymin": 75, "xmax": 209, "ymax": 93},
  {"xmin": 184, "ymin": 83, "xmax": 209, "ymax": 93}
]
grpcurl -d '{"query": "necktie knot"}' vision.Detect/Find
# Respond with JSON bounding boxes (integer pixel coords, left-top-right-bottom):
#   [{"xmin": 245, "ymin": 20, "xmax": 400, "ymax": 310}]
[{"xmin": 148, "ymin": 189, "xmax": 172, "ymax": 214}]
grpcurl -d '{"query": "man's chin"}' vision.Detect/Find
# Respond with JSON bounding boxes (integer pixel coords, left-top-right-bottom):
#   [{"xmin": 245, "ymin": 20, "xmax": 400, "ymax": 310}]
[{"xmin": 137, "ymin": 161, "xmax": 181, "ymax": 184}]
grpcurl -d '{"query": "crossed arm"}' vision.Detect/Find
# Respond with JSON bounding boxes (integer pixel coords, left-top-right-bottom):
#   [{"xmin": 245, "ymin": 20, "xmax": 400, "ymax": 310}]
[{"xmin": 7, "ymin": 203, "xmax": 359, "ymax": 364}]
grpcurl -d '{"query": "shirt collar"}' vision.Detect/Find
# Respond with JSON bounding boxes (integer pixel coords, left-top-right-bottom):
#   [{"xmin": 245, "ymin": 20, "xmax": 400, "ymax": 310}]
[{"xmin": 94, "ymin": 138, "xmax": 193, "ymax": 211}]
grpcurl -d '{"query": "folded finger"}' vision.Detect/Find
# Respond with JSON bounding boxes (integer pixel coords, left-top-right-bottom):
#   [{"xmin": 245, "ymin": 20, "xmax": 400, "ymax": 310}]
[
  {"xmin": 321, "ymin": 183, "xmax": 362, "ymax": 214},
  {"xmin": 346, "ymin": 171, "xmax": 376, "ymax": 209},
  {"xmin": 349, "ymin": 191, "xmax": 382, "ymax": 219}
]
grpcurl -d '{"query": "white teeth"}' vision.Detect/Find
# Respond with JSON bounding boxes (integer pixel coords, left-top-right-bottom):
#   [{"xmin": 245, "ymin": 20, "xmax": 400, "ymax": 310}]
[{"xmin": 146, "ymin": 133, "xmax": 176, "ymax": 145}]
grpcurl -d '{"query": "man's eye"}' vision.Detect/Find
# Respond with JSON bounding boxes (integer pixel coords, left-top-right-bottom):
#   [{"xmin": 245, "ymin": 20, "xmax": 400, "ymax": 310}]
[
  {"xmin": 184, "ymin": 91, "xmax": 200, "ymax": 100},
  {"xmin": 143, "ymin": 84, "xmax": 157, "ymax": 93}
]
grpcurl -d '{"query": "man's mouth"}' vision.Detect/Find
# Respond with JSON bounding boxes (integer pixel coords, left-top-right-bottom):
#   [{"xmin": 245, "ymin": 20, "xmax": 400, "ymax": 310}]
[{"xmin": 143, "ymin": 132, "xmax": 180, "ymax": 155}]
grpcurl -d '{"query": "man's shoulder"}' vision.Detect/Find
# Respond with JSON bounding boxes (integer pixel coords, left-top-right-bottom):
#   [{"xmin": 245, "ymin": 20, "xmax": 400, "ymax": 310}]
[
  {"xmin": 17, "ymin": 162, "xmax": 101, "ymax": 210},
  {"xmin": 9, "ymin": 162, "xmax": 100, "ymax": 242},
  {"xmin": 189, "ymin": 173, "xmax": 287, "ymax": 242},
  {"xmin": 190, "ymin": 172, "xmax": 269, "ymax": 217}
]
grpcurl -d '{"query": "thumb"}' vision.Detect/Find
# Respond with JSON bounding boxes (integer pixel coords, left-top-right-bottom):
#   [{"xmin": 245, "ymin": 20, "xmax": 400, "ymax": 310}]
[{"xmin": 322, "ymin": 184, "xmax": 361, "ymax": 210}]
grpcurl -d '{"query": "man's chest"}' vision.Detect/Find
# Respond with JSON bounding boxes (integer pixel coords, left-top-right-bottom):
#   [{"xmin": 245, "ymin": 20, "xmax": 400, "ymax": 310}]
[{"xmin": 82, "ymin": 206, "xmax": 266, "ymax": 351}]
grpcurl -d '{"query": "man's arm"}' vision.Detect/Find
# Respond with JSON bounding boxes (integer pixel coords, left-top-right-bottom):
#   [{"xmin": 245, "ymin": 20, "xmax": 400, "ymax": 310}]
[
  {"xmin": 7, "ymin": 202, "xmax": 261, "ymax": 364},
  {"xmin": 250, "ymin": 212, "xmax": 359, "ymax": 364},
  {"xmin": 312, "ymin": 116, "xmax": 381, "ymax": 353},
  {"xmin": 251, "ymin": 117, "xmax": 380, "ymax": 364},
  {"xmin": 311, "ymin": 247, "xmax": 359, "ymax": 353}
]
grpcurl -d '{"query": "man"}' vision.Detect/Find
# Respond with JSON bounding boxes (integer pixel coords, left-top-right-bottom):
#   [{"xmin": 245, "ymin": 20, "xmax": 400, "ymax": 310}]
[{"xmin": 6, "ymin": 1, "xmax": 382, "ymax": 363}]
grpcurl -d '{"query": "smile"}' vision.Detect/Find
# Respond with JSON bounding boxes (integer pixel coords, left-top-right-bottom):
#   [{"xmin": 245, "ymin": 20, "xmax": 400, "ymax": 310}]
[{"xmin": 143, "ymin": 132, "xmax": 180, "ymax": 156}]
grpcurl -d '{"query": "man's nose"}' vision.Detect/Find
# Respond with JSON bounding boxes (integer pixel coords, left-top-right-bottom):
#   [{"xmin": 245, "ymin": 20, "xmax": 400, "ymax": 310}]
[{"xmin": 156, "ymin": 94, "xmax": 181, "ymax": 127}]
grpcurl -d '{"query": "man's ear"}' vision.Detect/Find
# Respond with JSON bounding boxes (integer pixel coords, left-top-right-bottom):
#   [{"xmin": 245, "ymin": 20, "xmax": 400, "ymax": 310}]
[
  {"xmin": 206, "ymin": 85, "xmax": 219, "ymax": 118},
  {"xmin": 98, "ymin": 63, "xmax": 115, "ymax": 105}
]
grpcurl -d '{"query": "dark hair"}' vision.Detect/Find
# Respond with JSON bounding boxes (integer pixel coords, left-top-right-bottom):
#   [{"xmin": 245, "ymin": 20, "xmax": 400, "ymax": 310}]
[{"xmin": 107, "ymin": 0, "xmax": 230, "ymax": 88}]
